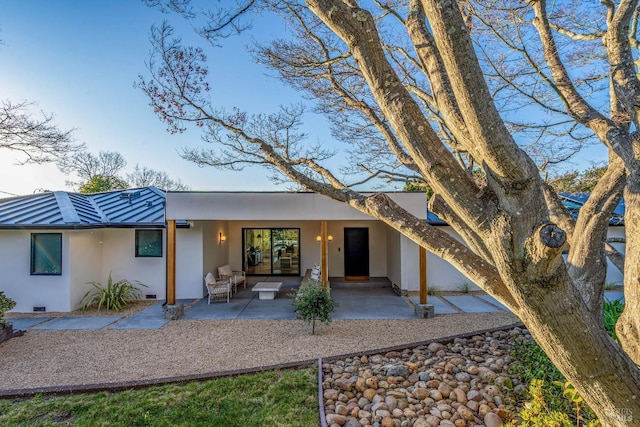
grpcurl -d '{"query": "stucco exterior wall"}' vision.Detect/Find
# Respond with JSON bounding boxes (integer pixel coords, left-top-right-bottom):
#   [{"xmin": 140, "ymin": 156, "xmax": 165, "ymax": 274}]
[
  {"xmin": 400, "ymin": 235, "xmax": 421, "ymax": 293},
  {"xmin": 100, "ymin": 229, "xmax": 166, "ymax": 301},
  {"xmin": 386, "ymin": 226, "xmax": 402, "ymax": 287},
  {"xmin": 1, "ymin": 230, "xmax": 71, "ymax": 313},
  {"xmin": 605, "ymin": 226, "xmax": 625, "ymax": 285},
  {"xmin": 175, "ymin": 224, "xmax": 204, "ymax": 299},
  {"xmin": 426, "ymin": 226, "xmax": 479, "ymax": 291},
  {"xmin": 68, "ymin": 230, "xmax": 104, "ymax": 310}
]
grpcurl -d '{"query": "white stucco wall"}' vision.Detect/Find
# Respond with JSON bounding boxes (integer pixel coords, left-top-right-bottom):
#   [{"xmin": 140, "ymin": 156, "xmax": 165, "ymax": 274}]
[
  {"xmin": 100, "ymin": 229, "xmax": 166, "ymax": 301},
  {"xmin": 400, "ymin": 235, "xmax": 421, "ymax": 292},
  {"xmin": 386, "ymin": 226, "xmax": 402, "ymax": 287},
  {"xmin": 426, "ymin": 226, "xmax": 478, "ymax": 291},
  {"xmin": 175, "ymin": 224, "xmax": 205, "ymax": 299},
  {"xmin": 167, "ymin": 192, "xmax": 427, "ymax": 221},
  {"xmin": 68, "ymin": 230, "xmax": 104, "ymax": 311},
  {"xmin": 605, "ymin": 226, "xmax": 625, "ymax": 285},
  {"xmin": 0, "ymin": 230, "xmax": 71, "ymax": 313}
]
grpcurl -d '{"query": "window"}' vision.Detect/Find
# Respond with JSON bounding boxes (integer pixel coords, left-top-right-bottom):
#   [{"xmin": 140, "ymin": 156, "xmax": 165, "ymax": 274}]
[
  {"xmin": 136, "ymin": 229, "xmax": 163, "ymax": 257},
  {"xmin": 31, "ymin": 233, "xmax": 62, "ymax": 275},
  {"xmin": 243, "ymin": 228, "xmax": 300, "ymax": 275}
]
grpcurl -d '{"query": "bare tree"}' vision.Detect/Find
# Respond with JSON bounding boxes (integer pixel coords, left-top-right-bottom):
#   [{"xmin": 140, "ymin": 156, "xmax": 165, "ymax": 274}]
[
  {"xmin": 0, "ymin": 100, "xmax": 82, "ymax": 164},
  {"xmin": 140, "ymin": 1, "xmax": 640, "ymax": 423},
  {"xmin": 58, "ymin": 149, "xmax": 190, "ymax": 191},
  {"xmin": 57, "ymin": 150, "xmax": 127, "ymax": 189},
  {"xmin": 127, "ymin": 164, "xmax": 190, "ymax": 190}
]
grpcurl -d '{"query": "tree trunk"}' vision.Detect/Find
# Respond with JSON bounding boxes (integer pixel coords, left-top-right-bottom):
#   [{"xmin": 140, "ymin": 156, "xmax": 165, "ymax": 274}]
[
  {"xmin": 617, "ymin": 174, "xmax": 640, "ymax": 365},
  {"xmin": 512, "ymin": 272, "xmax": 640, "ymax": 426}
]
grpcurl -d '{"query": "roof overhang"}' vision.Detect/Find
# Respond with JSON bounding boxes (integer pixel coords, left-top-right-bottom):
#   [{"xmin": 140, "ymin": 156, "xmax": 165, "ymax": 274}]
[{"xmin": 166, "ymin": 191, "xmax": 427, "ymax": 221}]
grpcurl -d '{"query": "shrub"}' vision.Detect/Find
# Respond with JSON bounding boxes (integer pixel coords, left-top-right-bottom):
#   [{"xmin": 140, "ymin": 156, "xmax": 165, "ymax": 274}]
[
  {"xmin": 509, "ymin": 338, "xmax": 598, "ymax": 425},
  {"xmin": 80, "ymin": 273, "xmax": 147, "ymax": 311},
  {"xmin": 0, "ymin": 291, "xmax": 16, "ymax": 325},
  {"xmin": 291, "ymin": 281, "xmax": 338, "ymax": 335}
]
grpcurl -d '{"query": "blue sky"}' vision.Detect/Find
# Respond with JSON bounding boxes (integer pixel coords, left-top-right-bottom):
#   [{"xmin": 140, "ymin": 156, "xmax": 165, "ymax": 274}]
[
  {"xmin": 0, "ymin": 0, "xmax": 321, "ymax": 196},
  {"xmin": 0, "ymin": 1, "xmax": 609, "ymax": 197}
]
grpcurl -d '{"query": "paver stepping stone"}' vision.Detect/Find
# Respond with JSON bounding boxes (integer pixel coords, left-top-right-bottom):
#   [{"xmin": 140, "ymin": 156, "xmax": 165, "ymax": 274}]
[
  {"xmin": 409, "ymin": 296, "xmax": 458, "ymax": 314},
  {"xmin": 477, "ymin": 294, "xmax": 508, "ymax": 311},
  {"xmin": 440, "ymin": 295, "xmax": 500, "ymax": 313},
  {"xmin": 6, "ymin": 317, "xmax": 52, "ymax": 331},
  {"xmin": 31, "ymin": 316, "xmax": 121, "ymax": 330}
]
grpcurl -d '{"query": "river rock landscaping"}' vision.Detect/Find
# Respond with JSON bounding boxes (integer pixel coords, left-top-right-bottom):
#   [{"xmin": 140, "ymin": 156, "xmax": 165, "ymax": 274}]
[{"xmin": 322, "ymin": 327, "xmax": 531, "ymax": 427}]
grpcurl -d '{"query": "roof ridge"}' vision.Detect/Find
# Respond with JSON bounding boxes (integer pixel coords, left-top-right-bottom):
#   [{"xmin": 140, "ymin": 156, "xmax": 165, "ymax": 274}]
[
  {"xmin": 53, "ymin": 192, "xmax": 81, "ymax": 224},
  {"xmin": 86, "ymin": 193, "xmax": 110, "ymax": 224}
]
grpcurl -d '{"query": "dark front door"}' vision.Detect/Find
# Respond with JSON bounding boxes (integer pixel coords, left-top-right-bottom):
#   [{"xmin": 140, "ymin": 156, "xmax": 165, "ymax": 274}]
[{"xmin": 344, "ymin": 228, "xmax": 369, "ymax": 280}]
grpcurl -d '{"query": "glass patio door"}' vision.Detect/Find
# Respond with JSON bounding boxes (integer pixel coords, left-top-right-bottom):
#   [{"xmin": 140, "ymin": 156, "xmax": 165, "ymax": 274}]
[{"xmin": 243, "ymin": 228, "xmax": 300, "ymax": 275}]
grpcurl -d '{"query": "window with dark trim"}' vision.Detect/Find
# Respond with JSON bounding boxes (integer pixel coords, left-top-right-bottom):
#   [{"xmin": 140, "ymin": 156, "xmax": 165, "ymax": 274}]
[
  {"xmin": 31, "ymin": 233, "xmax": 62, "ymax": 275},
  {"xmin": 135, "ymin": 229, "xmax": 163, "ymax": 257}
]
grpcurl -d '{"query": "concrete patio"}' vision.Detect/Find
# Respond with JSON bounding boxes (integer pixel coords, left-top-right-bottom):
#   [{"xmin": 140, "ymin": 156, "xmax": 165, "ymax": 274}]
[{"xmin": 6, "ymin": 276, "xmax": 625, "ymax": 331}]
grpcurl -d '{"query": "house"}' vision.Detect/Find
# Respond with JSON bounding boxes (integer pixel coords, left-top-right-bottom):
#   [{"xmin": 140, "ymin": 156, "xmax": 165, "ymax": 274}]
[
  {"xmin": 0, "ymin": 187, "xmax": 171, "ymax": 312},
  {"xmin": 0, "ymin": 188, "xmax": 625, "ymax": 313}
]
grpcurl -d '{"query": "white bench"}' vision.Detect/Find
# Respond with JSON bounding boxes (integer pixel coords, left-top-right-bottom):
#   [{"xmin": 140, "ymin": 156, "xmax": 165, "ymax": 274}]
[{"xmin": 251, "ymin": 282, "xmax": 283, "ymax": 300}]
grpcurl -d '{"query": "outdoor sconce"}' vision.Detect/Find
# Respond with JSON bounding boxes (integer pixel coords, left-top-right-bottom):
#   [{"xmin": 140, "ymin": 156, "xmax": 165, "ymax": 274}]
[
  {"xmin": 219, "ymin": 232, "xmax": 226, "ymax": 243},
  {"xmin": 316, "ymin": 235, "xmax": 333, "ymax": 241}
]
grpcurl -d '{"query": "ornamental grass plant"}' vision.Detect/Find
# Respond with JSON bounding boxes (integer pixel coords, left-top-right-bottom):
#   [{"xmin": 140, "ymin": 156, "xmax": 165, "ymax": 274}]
[{"xmin": 80, "ymin": 273, "xmax": 147, "ymax": 312}]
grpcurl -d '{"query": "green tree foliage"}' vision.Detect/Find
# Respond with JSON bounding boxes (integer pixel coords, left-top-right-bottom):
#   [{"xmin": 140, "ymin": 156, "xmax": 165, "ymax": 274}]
[
  {"xmin": 291, "ymin": 282, "xmax": 338, "ymax": 335},
  {"xmin": 548, "ymin": 165, "xmax": 607, "ymax": 193},
  {"xmin": 78, "ymin": 175, "xmax": 129, "ymax": 194}
]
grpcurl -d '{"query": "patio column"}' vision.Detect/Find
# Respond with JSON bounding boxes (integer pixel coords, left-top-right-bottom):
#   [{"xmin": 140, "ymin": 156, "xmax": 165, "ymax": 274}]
[
  {"xmin": 321, "ymin": 220, "xmax": 329, "ymax": 291},
  {"xmin": 419, "ymin": 246, "xmax": 427, "ymax": 304},
  {"xmin": 415, "ymin": 245, "xmax": 434, "ymax": 318},
  {"xmin": 167, "ymin": 219, "xmax": 176, "ymax": 305},
  {"xmin": 162, "ymin": 219, "xmax": 183, "ymax": 319}
]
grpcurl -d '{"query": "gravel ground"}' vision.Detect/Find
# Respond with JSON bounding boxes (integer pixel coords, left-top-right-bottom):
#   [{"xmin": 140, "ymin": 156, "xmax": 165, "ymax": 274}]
[{"xmin": 0, "ymin": 312, "xmax": 519, "ymax": 392}]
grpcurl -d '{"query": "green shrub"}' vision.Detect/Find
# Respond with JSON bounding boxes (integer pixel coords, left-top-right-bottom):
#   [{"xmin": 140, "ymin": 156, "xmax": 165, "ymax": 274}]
[
  {"xmin": 290, "ymin": 281, "xmax": 338, "ymax": 335},
  {"xmin": 604, "ymin": 298, "xmax": 624, "ymax": 342},
  {"xmin": 80, "ymin": 273, "xmax": 147, "ymax": 311},
  {"xmin": 0, "ymin": 291, "xmax": 16, "ymax": 325},
  {"xmin": 509, "ymin": 339, "xmax": 598, "ymax": 425}
]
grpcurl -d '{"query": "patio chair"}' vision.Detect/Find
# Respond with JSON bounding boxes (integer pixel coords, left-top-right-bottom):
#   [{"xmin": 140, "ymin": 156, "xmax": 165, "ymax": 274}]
[
  {"xmin": 204, "ymin": 272, "xmax": 231, "ymax": 304},
  {"xmin": 218, "ymin": 264, "xmax": 246, "ymax": 290}
]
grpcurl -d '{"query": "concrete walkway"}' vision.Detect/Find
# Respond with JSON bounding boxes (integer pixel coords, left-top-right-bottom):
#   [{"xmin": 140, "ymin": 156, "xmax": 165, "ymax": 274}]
[{"xmin": 6, "ymin": 282, "xmax": 625, "ymax": 331}]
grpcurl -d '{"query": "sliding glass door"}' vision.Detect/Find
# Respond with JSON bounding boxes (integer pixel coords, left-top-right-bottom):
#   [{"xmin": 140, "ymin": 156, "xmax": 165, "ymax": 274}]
[{"xmin": 243, "ymin": 228, "xmax": 300, "ymax": 275}]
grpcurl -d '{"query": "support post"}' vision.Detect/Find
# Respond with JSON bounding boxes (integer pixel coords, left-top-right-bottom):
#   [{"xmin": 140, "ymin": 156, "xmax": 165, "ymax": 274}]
[
  {"xmin": 162, "ymin": 219, "xmax": 183, "ymax": 319},
  {"xmin": 415, "ymin": 245, "xmax": 434, "ymax": 318},
  {"xmin": 321, "ymin": 220, "xmax": 329, "ymax": 291},
  {"xmin": 420, "ymin": 246, "xmax": 427, "ymax": 305},
  {"xmin": 167, "ymin": 219, "xmax": 176, "ymax": 306}
]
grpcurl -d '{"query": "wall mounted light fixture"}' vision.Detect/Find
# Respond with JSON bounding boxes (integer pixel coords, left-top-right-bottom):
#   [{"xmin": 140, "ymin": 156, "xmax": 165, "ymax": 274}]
[
  {"xmin": 316, "ymin": 235, "xmax": 333, "ymax": 241},
  {"xmin": 219, "ymin": 232, "xmax": 227, "ymax": 243}
]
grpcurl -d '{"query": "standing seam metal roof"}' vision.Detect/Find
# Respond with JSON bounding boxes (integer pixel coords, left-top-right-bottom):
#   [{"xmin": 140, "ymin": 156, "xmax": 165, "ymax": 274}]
[{"xmin": 0, "ymin": 187, "xmax": 166, "ymax": 229}]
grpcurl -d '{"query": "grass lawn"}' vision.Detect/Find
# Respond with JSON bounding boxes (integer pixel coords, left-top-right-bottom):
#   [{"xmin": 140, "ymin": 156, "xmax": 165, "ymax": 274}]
[{"xmin": 0, "ymin": 369, "xmax": 318, "ymax": 427}]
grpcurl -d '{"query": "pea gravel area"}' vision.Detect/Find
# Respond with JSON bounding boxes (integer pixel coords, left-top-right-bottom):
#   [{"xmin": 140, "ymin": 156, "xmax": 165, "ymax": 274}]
[{"xmin": 0, "ymin": 312, "xmax": 519, "ymax": 392}]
